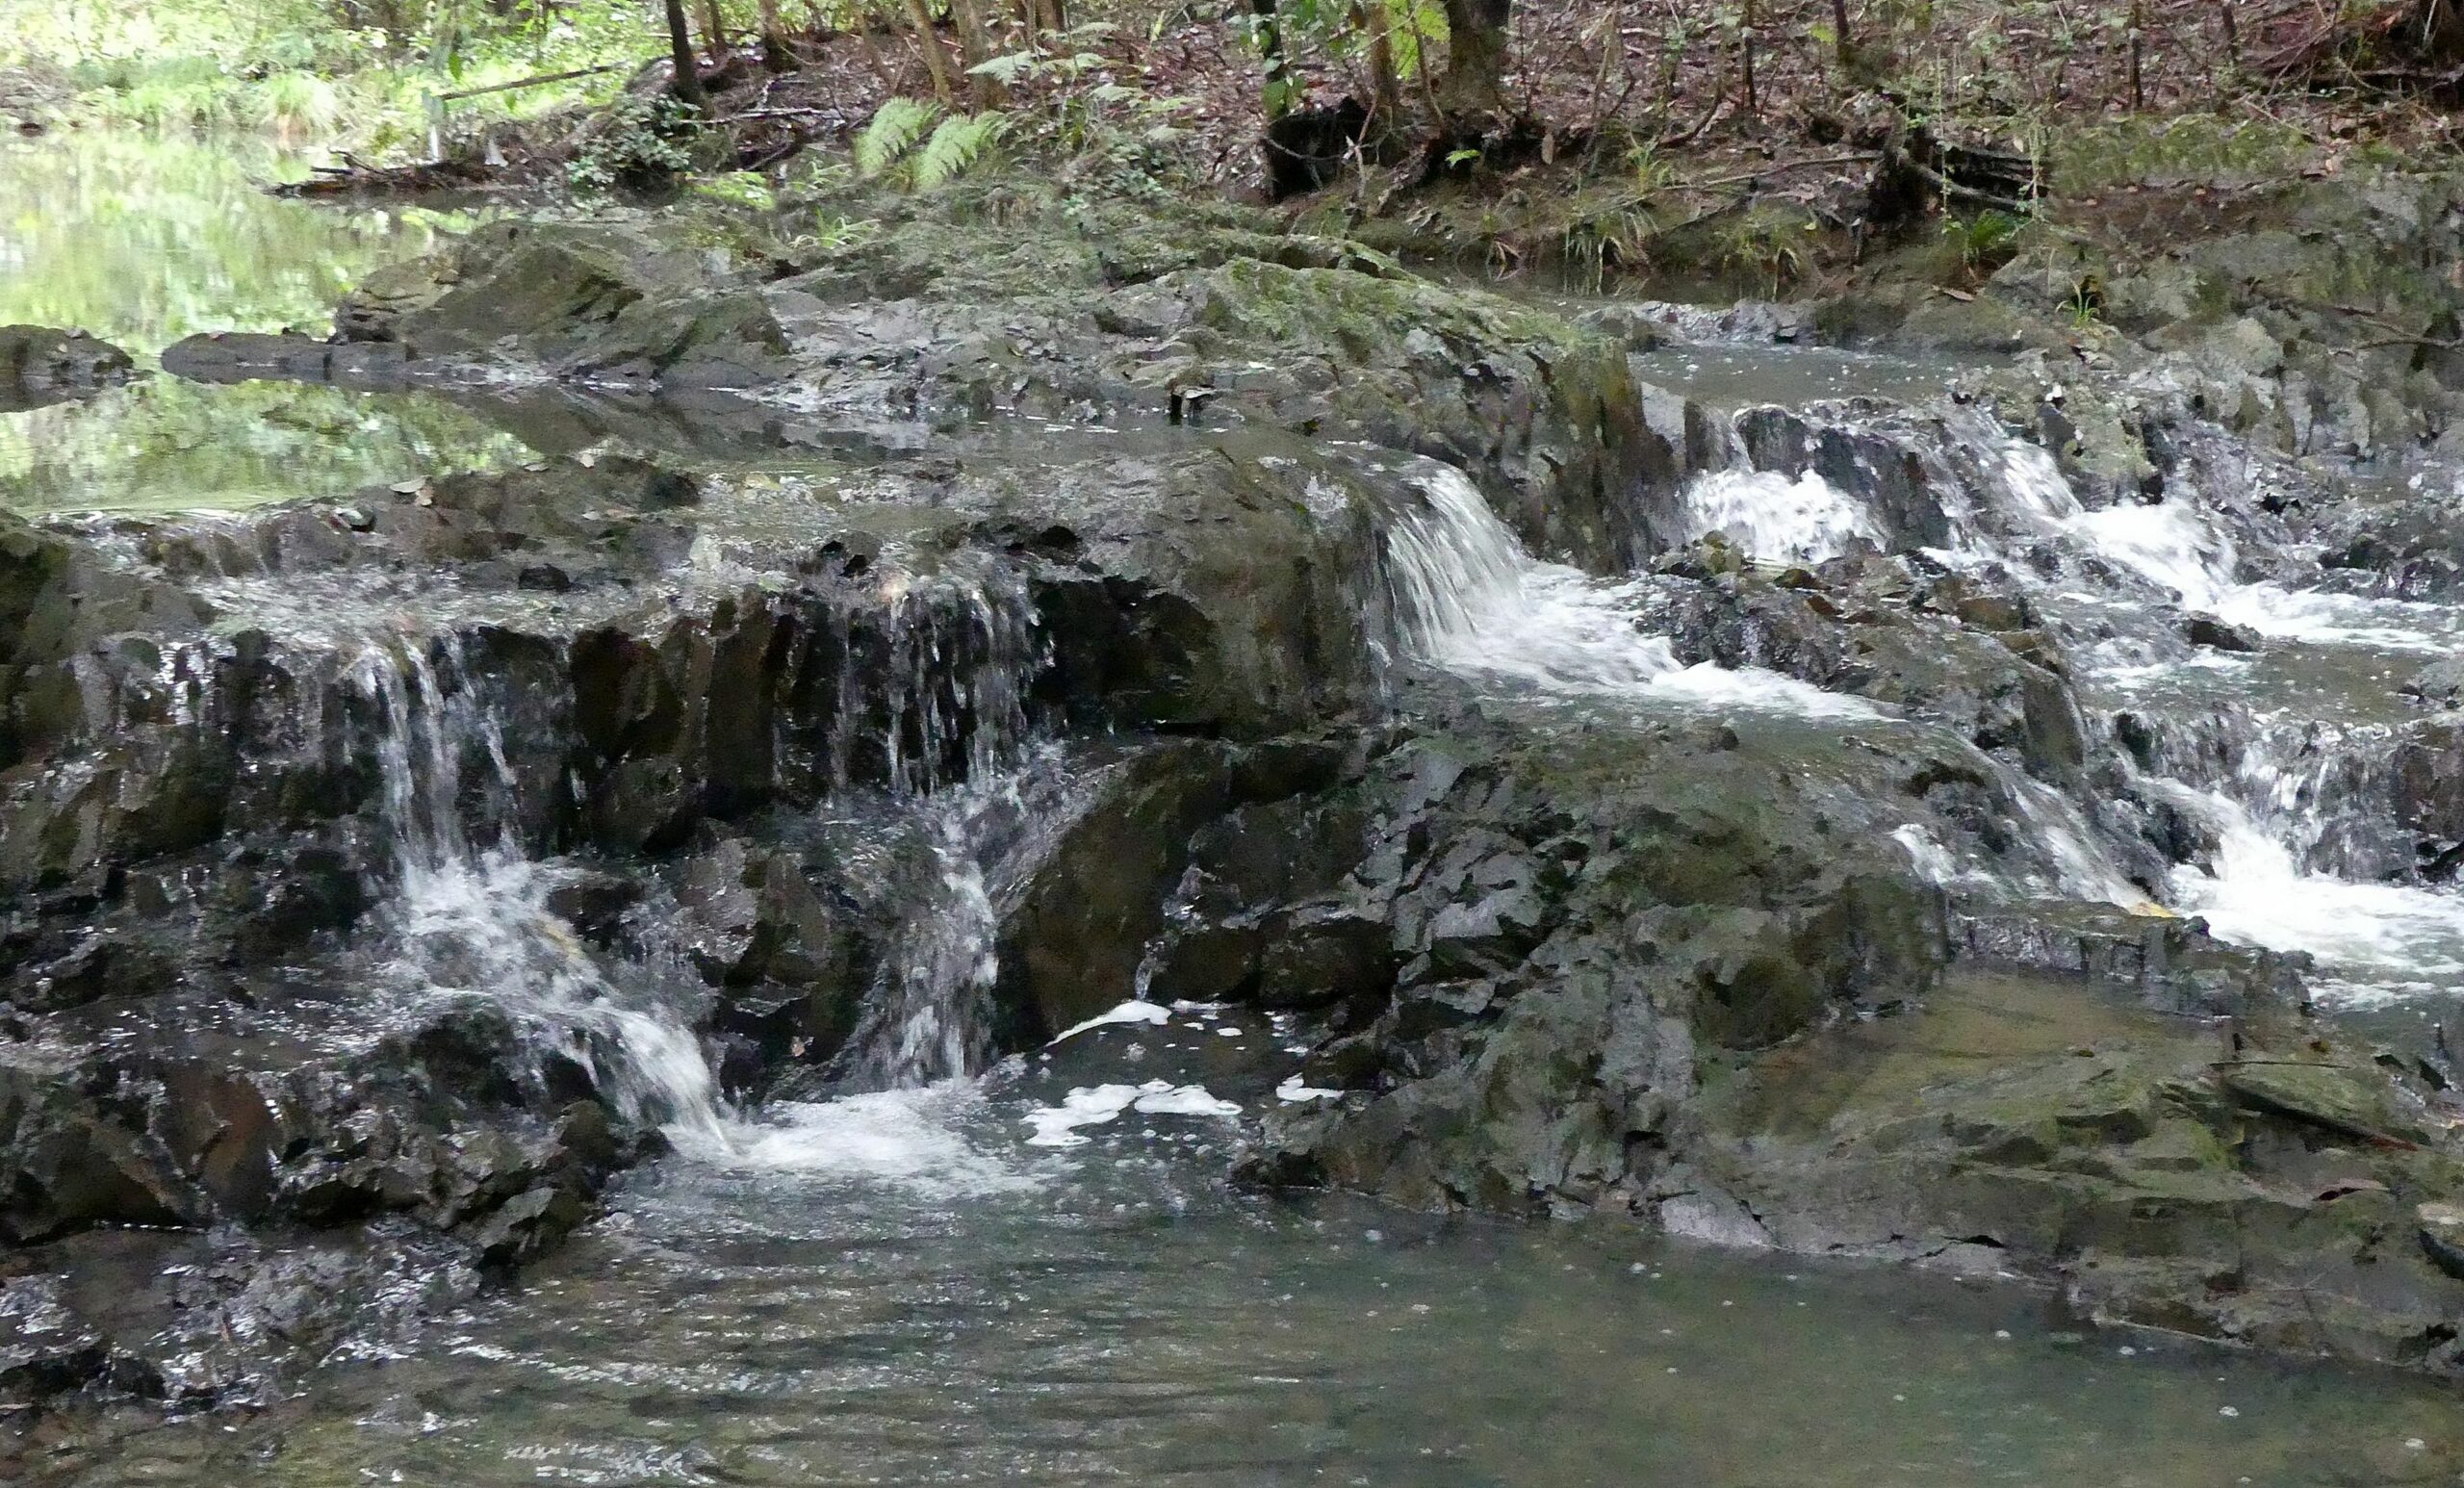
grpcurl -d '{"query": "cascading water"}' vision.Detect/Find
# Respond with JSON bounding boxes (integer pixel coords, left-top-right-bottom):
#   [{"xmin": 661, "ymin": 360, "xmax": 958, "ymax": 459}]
[
  {"xmin": 1677, "ymin": 466, "xmax": 1887, "ymax": 564},
  {"xmin": 825, "ymin": 751, "xmax": 1086, "ymax": 1092},
  {"xmin": 1381, "ymin": 460, "xmax": 1879, "ymax": 718},
  {"xmin": 820, "ymin": 561, "xmax": 1042, "ymax": 798},
  {"xmin": 358, "ymin": 641, "xmax": 732, "ymax": 1149},
  {"xmin": 1673, "ymin": 391, "xmax": 2464, "ymax": 1009},
  {"xmin": 346, "ymin": 556, "xmax": 1062, "ymax": 1170}
]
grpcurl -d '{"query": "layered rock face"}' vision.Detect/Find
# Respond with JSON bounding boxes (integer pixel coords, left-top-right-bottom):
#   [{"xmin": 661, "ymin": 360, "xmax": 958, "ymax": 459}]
[{"xmin": 11, "ymin": 172, "xmax": 2464, "ymax": 1407}]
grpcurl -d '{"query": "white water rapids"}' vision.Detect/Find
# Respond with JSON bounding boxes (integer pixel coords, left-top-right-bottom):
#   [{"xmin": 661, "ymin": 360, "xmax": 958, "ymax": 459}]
[
  {"xmin": 1383, "ymin": 461, "xmax": 1882, "ymax": 719},
  {"xmin": 1666, "ymin": 412, "xmax": 2464, "ymax": 1010},
  {"xmin": 349, "ymin": 408, "xmax": 2464, "ymax": 1198}
]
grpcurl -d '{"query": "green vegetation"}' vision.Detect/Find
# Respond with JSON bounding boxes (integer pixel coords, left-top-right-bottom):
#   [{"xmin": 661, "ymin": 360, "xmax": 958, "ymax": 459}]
[
  {"xmin": 0, "ymin": 0, "xmax": 663, "ymax": 157},
  {"xmin": 0, "ymin": 377, "xmax": 536, "ymax": 512},
  {"xmin": 0, "ymin": 0, "xmax": 2451, "ymax": 295},
  {"xmin": 0, "ymin": 128, "xmax": 475, "ymax": 349}
]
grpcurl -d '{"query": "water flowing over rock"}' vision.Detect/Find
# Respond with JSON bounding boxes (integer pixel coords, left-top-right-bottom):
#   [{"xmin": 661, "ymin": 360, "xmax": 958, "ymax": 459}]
[{"xmin": 13, "ymin": 176, "xmax": 2464, "ymax": 1434}]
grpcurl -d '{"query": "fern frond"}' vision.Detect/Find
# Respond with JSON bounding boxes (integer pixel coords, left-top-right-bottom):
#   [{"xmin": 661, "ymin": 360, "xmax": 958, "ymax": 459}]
[
  {"xmin": 913, "ymin": 111, "xmax": 1008, "ymax": 189},
  {"xmin": 856, "ymin": 97, "xmax": 940, "ymax": 179}
]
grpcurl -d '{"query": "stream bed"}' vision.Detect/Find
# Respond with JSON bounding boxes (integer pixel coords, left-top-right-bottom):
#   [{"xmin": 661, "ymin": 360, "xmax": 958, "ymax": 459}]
[
  {"xmin": 36, "ymin": 1030, "xmax": 2464, "ymax": 1488},
  {"xmin": 9, "ymin": 127, "xmax": 2464, "ymax": 1487}
]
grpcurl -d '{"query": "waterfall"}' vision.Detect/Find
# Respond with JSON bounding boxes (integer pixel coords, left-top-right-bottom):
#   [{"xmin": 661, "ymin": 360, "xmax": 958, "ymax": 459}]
[
  {"xmin": 2159, "ymin": 780, "xmax": 2464, "ymax": 1003},
  {"xmin": 1381, "ymin": 460, "xmax": 1877, "ymax": 718},
  {"xmin": 827, "ymin": 789, "xmax": 1007, "ymax": 1091},
  {"xmin": 359, "ymin": 642, "xmax": 732, "ymax": 1148},
  {"xmin": 338, "ymin": 551, "xmax": 1063, "ymax": 1176},
  {"xmin": 820, "ymin": 562, "xmax": 1043, "ymax": 797},
  {"xmin": 1678, "ymin": 467, "xmax": 1886, "ymax": 565}
]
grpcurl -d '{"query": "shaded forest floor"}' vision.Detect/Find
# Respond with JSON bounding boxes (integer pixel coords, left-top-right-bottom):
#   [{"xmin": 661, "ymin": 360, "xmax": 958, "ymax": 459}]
[{"xmin": 11, "ymin": 0, "xmax": 2464, "ymax": 304}]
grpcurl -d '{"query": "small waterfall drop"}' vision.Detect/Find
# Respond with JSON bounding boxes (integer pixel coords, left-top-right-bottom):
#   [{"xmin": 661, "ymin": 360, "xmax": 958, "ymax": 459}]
[
  {"xmin": 829, "ymin": 792, "xmax": 1007, "ymax": 1091},
  {"xmin": 359, "ymin": 643, "xmax": 732, "ymax": 1149},
  {"xmin": 1382, "ymin": 461, "xmax": 1876, "ymax": 718},
  {"xmin": 1678, "ymin": 467, "xmax": 1885, "ymax": 565}
]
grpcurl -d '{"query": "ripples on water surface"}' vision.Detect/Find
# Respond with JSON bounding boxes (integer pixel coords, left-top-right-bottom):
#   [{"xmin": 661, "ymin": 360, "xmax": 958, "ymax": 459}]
[{"xmin": 62, "ymin": 1051, "xmax": 2464, "ymax": 1487}]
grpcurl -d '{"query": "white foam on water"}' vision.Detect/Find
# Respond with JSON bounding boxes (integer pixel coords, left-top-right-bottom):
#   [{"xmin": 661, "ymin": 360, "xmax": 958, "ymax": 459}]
[
  {"xmin": 1134, "ymin": 1085, "xmax": 1245, "ymax": 1117},
  {"xmin": 1274, "ymin": 1075, "xmax": 1343, "ymax": 1103},
  {"xmin": 1644, "ymin": 660, "xmax": 1883, "ymax": 720},
  {"xmin": 1021, "ymin": 1080, "xmax": 1243, "ymax": 1147},
  {"xmin": 1680, "ymin": 467, "xmax": 1886, "ymax": 565},
  {"xmin": 1048, "ymin": 999, "xmax": 1173, "ymax": 1044},
  {"xmin": 2061, "ymin": 495, "xmax": 2455, "ymax": 654},
  {"xmin": 1385, "ymin": 462, "xmax": 1878, "ymax": 718},
  {"xmin": 2206, "ymin": 584, "xmax": 2463, "ymax": 653},
  {"xmin": 681, "ymin": 1082, "xmax": 1035, "ymax": 1195},
  {"xmin": 2067, "ymin": 500, "xmax": 2237, "ymax": 610},
  {"xmin": 2163, "ymin": 794, "xmax": 2464, "ymax": 1007}
]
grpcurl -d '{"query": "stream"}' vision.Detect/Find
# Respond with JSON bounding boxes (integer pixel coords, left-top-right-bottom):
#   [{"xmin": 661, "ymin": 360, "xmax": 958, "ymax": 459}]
[{"xmin": 9, "ymin": 129, "xmax": 2464, "ymax": 1486}]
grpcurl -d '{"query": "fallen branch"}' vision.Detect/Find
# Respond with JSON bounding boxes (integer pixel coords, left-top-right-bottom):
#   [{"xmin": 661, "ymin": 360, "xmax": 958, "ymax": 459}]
[
  {"xmin": 434, "ymin": 62, "xmax": 636, "ymax": 103},
  {"xmin": 272, "ymin": 155, "xmax": 500, "ymax": 197},
  {"xmin": 1685, "ymin": 151, "xmax": 1880, "ymax": 192},
  {"xmin": 1906, "ymin": 153, "xmax": 2034, "ymax": 213},
  {"xmin": 722, "ymin": 106, "xmax": 844, "ymax": 120}
]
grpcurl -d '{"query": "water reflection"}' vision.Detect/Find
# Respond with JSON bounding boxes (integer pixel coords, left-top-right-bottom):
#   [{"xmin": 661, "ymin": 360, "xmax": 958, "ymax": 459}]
[
  {"xmin": 0, "ymin": 377, "xmax": 535, "ymax": 512},
  {"xmin": 0, "ymin": 127, "xmax": 526, "ymax": 512},
  {"xmin": 45, "ymin": 1066, "xmax": 2464, "ymax": 1487},
  {"xmin": 0, "ymin": 127, "xmax": 471, "ymax": 350}
]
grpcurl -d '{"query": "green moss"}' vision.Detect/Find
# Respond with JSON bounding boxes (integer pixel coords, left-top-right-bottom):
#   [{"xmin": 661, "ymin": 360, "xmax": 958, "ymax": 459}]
[{"xmin": 2050, "ymin": 115, "xmax": 2323, "ymax": 193}]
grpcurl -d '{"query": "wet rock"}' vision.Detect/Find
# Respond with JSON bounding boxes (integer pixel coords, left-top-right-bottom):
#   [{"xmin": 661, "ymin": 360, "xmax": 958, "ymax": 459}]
[
  {"xmin": 334, "ymin": 219, "xmax": 794, "ymax": 389},
  {"xmin": 2407, "ymin": 656, "xmax": 2464, "ymax": 707},
  {"xmin": 2184, "ymin": 612, "xmax": 2262, "ymax": 652},
  {"xmin": 1254, "ymin": 906, "xmax": 1395, "ymax": 1011},
  {"xmin": 997, "ymin": 741, "xmax": 1256, "ymax": 1039},
  {"xmin": 468, "ymin": 1183, "xmax": 588, "ymax": 1269},
  {"xmin": 0, "ymin": 1064, "xmax": 192, "ymax": 1243},
  {"xmin": 1008, "ymin": 435, "xmax": 1392, "ymax": 739},
  {"xmin": 1679, "ymin": 970, "xmax": 2464, "ymax": 1368},
  {"xmin": 671, "ymin": 836, "xmax": 868, "ymax": 1075},
  {"xmin": 2221, "ymin": 1060, "xmax": 2428, "ymax": 1145},
  {"xmin": 2421, "ymin": 1201, "xmax": 2464, "ymax": 1281},
  {"xmin": 159, "ymin": 331, "xmax": 415, "ymax": 387},
  {"xmin": 0, "ymin": 1274, "xmax": 140, "ymax": 1403},
  {"xmin": 2391, "ymin": 717, "xmax": 2464, "ymax": 853}
]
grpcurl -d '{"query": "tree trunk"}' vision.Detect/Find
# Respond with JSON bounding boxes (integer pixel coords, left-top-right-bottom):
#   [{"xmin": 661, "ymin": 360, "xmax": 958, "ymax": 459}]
[
  {"xmin": 699, "ymin": 0, "xmax": 732, "ymax": 59},
  {"xmin": 1436, "ymin": 0, "xmax": 1510, "ymax": 112},
  {"xmin": 1739, "ymin": 0, "xmax": 1758, "ymax": 112},
  {"xmin": 1354, "ymin": 0, "xmax": 1402, "ymax": 128},
  {"xmin": 664, "ymin": 0, "xmax": 707, "ymax": 108},
  {"xmin": 900, "ymin": 0, "xmax": 960, "ymax": 99},
  {"xmin": 757, "ymin": 0, "xmax": 792, "ymax": 69},
  {"xmin": 948, "ymin": 0, "xmax": 1005, "ymax": 106}
]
